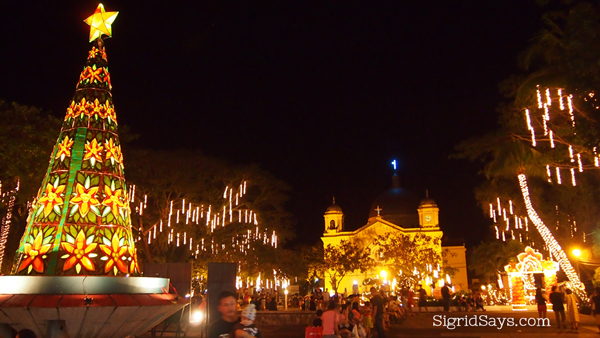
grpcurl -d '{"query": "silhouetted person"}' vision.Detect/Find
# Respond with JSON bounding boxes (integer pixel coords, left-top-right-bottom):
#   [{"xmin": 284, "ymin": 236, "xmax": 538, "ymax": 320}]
[{"xmin": 16, "ymin": 329, "xmax": 36, "ymax": 338}]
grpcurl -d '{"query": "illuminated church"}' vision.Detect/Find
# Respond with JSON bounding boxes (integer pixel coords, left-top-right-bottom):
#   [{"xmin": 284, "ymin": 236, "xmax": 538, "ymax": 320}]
[{"xmin": 321, "ymin": 172, "xmax": 468, "ymax": 295}]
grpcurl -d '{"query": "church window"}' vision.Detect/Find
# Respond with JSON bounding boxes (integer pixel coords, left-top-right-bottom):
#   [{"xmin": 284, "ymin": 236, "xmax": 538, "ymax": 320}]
[{"xmin": 329, "ymin": 220, "xmax": 336, "ymax": 230}]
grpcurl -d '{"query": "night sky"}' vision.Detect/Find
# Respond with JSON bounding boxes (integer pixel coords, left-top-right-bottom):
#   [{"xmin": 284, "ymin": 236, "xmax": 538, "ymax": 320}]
[{"xmin": 0, "ymin": 1, "xmax": 544, "ymax": 249}]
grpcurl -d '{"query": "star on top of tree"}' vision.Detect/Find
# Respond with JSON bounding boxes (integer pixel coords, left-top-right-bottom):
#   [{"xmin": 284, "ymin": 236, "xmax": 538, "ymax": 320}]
[{"xmin": 84, "ymin": 3, "xmax": 119, "ymax": 42}]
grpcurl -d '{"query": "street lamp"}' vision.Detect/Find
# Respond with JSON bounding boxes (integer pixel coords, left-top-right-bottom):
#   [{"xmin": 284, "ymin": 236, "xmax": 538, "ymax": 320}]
[{"xmin": 573, "ymin": 249, "xmax": 581, "ymax": 281}]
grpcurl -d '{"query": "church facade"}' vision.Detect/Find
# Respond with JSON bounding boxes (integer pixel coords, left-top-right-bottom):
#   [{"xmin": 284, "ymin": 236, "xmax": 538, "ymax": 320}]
[{"xmin": 321, "ymin": 174, "xmax": 468, "ymax": 295}]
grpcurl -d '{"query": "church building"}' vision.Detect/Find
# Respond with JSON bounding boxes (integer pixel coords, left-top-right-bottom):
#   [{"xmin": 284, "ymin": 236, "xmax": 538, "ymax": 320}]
[{"xmin": 321, "ymin": 172, "xmax": 468, "ymax": 295}]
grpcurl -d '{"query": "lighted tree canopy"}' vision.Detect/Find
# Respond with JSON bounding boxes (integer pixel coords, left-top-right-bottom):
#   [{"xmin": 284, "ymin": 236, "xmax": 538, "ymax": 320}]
[{"xmin": 375, "ymin": 233, "xmax": 448, "ymax": 288}]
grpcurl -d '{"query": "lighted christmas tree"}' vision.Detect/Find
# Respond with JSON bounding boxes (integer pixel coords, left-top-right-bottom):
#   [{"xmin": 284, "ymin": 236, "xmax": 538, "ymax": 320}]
[{"xmin": 12, "ymin": 4, "xmax": 140, "ymax": 276}]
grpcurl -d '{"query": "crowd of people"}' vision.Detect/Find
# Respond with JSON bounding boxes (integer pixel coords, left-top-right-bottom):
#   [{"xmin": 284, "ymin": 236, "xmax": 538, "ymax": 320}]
[
  {"xmin": 535, "ymin": 285, "xmax": 583, "ymax": 330},
  {"xmin": 208, "ymin": 286, "xmax": 396, "ymax": 338},
  {"xmin": 308, "ymin": 287, "xmax": 388, "ymax": 338}
]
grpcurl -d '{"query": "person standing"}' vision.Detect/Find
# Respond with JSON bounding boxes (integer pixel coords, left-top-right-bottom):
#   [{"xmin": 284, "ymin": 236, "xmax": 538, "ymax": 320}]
[
  {"xmin": 362, "ymin": 301, "xmax": 373, "ymax": 338},
  {"xmin": 16, "ymin": 329, "xmax": 37, "ymax": 338},
  {"xmin": 564, "ymin": 289, "xmax": 579, "ymax": 330},
  {"xmin": 441, "ymin": 284, "xmax": 451, "ymax": 312},
  {"xmin": 208, "ymin": 291, "xmax": 241, "ymax": 338},
  {"xmin": 417, "ymin": 285, "xmax": 429, "ymax": 314},
  {"xmin": 535, "ymin": 287, "xmax": 547, "ymax": 319},
  {"xmin": 322, "ymin": 301, "xmax": 340, "ymax": 338},
  {"xmin": 323, "ymin": 288, "xmax": 330, "ymax": 306},
  {"xmin": 370, "ymin": 287, "xmax": 386, "ymax": 338},
  {"xmin": 590, "ymin": 287, "xmax": 600, "ymax": 333},
  {"xmin": 549, "ymin": 286, "xmax": 566, "ymax": 329}
]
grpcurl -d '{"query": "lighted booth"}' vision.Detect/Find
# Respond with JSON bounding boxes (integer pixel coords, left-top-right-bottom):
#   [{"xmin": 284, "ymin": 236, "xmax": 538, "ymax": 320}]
[{"xmin": 504, "ymin": 247, "xmax": 558, "ymax": 310}]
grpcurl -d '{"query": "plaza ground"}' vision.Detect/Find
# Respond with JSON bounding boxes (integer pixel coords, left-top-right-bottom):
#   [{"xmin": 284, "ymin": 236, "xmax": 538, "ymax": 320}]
[{"xmin": 143, "ymin": 307, "xmax": 600, "ymax": 338}]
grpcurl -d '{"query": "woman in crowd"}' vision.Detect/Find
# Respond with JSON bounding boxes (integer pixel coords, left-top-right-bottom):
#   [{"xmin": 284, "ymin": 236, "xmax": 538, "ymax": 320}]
[
  {"xmin": 590, "ymin": 287, "xmax": 600, "ymax": 333},
  {"xmin": 321, "ymin": 301, "xmax": 340, "ymax": 338},
  {"xmin": 535, "ymin": 287, "xmax": 547, "ymax": 319},
  {"xmin": 564, "ymin": 288, "xmax": 579, "ymax": 330}
]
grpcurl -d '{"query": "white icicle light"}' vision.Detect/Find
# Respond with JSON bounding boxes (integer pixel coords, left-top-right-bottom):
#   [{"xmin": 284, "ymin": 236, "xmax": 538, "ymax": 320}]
[
  {"xmin": 569, "ymin": 146, "xmax": 574, "ymax": 162},
  {"xmin": 525, "ymin": 109, "xmax": 536, "ymax": 146},
  {"xmin": 568, "ymin": 95, "xmax": 575, "ymax": 126},
  {"xmin": 558, "ymin": 89, "xmax": 565, "ymax": 110}
]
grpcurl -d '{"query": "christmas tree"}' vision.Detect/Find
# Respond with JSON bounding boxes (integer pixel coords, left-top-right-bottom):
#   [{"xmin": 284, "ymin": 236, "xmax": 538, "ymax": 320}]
[{"xmin": 12, "ymin": 4, "xmax": 140, "ymax": 276}]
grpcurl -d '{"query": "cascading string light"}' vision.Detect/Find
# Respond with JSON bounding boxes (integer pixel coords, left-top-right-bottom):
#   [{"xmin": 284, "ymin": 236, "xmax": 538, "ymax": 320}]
[{"xmin": 518, "ymin": 174, "xmax": 585, "ymax": 299}]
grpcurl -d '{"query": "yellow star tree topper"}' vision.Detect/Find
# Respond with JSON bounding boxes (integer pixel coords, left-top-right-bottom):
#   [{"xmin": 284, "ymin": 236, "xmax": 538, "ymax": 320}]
[{"xmin": 84, "ymin": 3, "xmax": 119, "ymax": 42}]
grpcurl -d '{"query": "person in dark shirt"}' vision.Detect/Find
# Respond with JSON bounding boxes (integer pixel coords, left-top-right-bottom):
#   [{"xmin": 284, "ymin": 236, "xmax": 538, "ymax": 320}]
[
  {"xmin": 16, "ymin": 329, "xmax": 37, "ymax": 338},
  {"xmin": 535, "ymin": 287, "xmax": 547, "ymax": 318},
  {"xmin": 549, "ymin": 285, "xmax": 566, "ymax": 329},
  {"xmin": 231, "ymin": 304, "xmax": 262, "ymax": 338},
  {"xmin": 312, "ymin": 309, "xmax": 323, "ymax": 327},
  {"xmin": 417, "ymin": 285, "xmax": 429, "ymax": 314},
  {"xmin": 208, "ymin": 291, "xmax": 242, "ymax": 338},
  {"xmin": 591, "ymin": 287, "xmax": 600, "ymax": 333},
  {"xmin": 441, "ymin": 285, "xmax": 451, "ymax": 312},
  {"xmin": 309, "ymin": 296, "xmax": 317, "ymax": 311},
  {"xmin": 268, "ymin": 297, "xmax": 278, "ymax": 311},
  {"xmin": 370, "ymin": 287, "xmax": 386, "ymax": 338}
]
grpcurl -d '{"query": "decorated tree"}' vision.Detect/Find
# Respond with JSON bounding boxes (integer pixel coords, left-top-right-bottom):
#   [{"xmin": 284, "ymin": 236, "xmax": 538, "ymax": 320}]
[
  {"xmin": 124, "ymin": 148, "xmax": 296, "ymax": 285},
  {"xmin": 322, "ymin": 240, "xmax": 375, "ymax": 294},
  {"xmin": 455, "ymin": 0, "xmax": 600, "ymax": 298},
  {"xmin": 11, "ymin": 4, "xmax": 141, "ymax": 276},
  {"xmin": 375, "ymin": 233, "xmax": 445, "ymax": 288}
]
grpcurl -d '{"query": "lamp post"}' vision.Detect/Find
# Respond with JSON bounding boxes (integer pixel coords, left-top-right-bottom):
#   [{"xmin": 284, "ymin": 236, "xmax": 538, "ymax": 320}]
[
  {"xmin": 573, "ymin": 249, "xmax": 581, "ymax": 281},
  {"xmin": 284, "ymin": 289, "xmax": 288, "ymax": 310}
]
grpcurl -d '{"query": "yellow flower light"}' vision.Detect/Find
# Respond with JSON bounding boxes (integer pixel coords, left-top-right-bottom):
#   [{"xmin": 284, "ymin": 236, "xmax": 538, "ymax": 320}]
[
  {"xmin": 83, "ymin": 138, "xmax": 104, "ymax": 167},
  {"xmin": 84, "ymin": 4, "xmax": 119, "ymax": 43},
  {"xmin": 37, "ymin": 183, "xmax": 66, "ymax": 217},
  {"xmin": 55, "ymin": 136, "xmax": 74, "ymax": 162},
  {"xmin": 100, "ymin": 233, "xmax": 128, "ymax": 275},
  {"xmin": 105, "ymin": 138, "xmax": 119, "ymax": 165},
  {"xmin": 18, "ymin": 232, "xmax": 52, "ymax": 274},
  {"xmin": 70, "ymin": 183, "xmax": 100, "ymax": 217},
  {"xmin": 102, "ymin": 185, "xmax": 123, "ymax": 217},
  {"xmin": 60, "ymin": 230, "xmax": 98, "ymax": 274}
]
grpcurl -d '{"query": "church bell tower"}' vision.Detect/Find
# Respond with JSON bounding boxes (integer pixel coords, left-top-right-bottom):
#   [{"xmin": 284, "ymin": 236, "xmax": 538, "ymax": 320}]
[
  {"xmin": 418, "ymin": 191, "xmax": 439, "ymax": 228},
  {"xmin": 324, "ymin": 198, "xmax": 344, "ymax": 234}
]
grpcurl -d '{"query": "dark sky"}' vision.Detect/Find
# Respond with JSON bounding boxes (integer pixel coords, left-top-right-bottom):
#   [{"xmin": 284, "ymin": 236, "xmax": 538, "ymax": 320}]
[{"xmin": 0, "ymin": 1, "xmax": 543, "ymax": 248}]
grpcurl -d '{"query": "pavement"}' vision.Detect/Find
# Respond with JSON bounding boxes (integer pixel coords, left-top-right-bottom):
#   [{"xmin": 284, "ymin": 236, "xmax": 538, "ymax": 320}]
[{"xmin": 141, "ymin": 308, "xmax": 600, "ymax": 337}]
